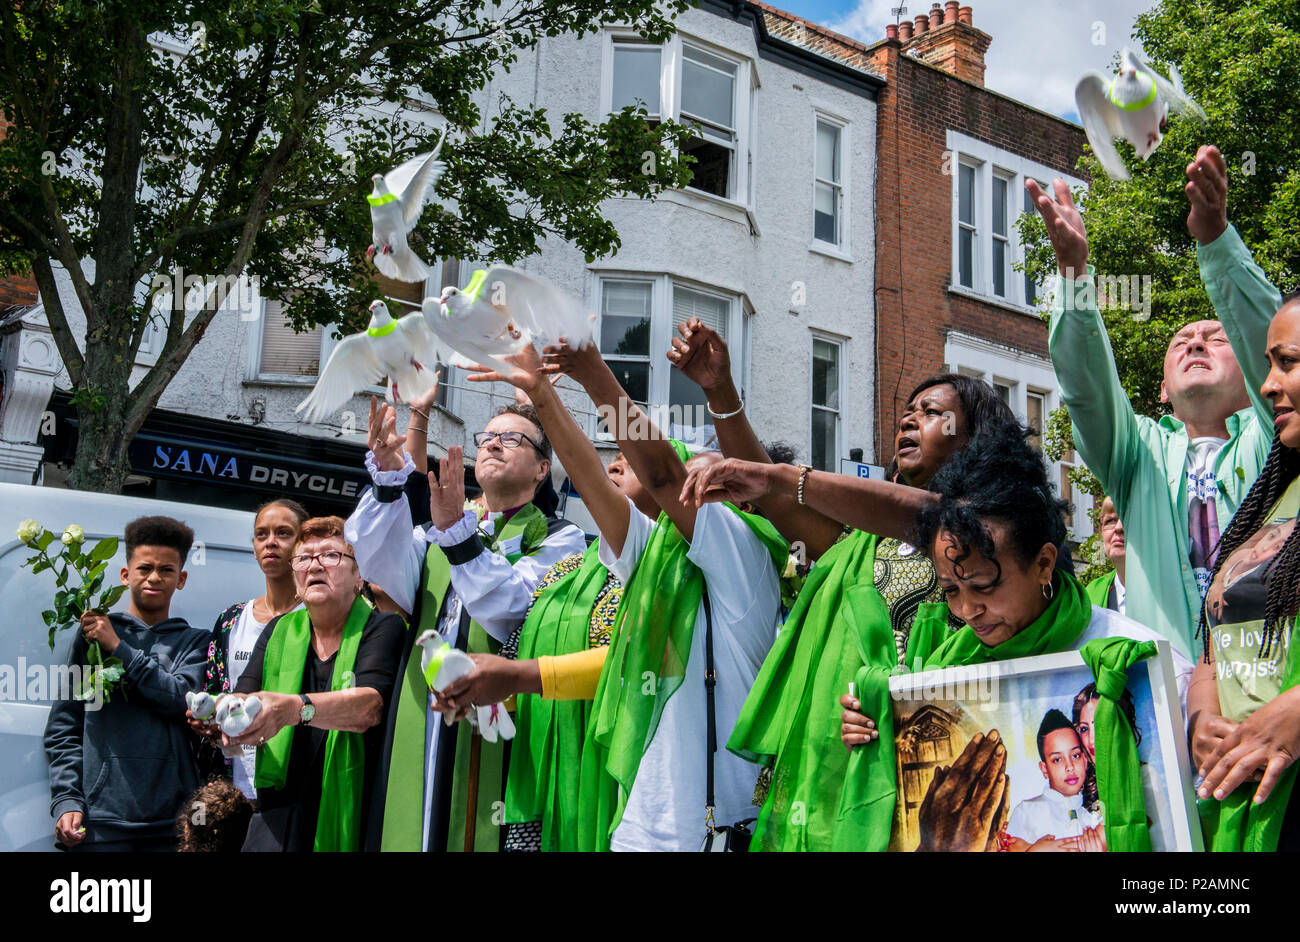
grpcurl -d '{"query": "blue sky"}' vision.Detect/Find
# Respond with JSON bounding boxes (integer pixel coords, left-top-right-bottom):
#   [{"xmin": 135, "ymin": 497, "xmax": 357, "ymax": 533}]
[{"xmin": 777, "ymin": 0, "xmax": 1157, "ymax": 123}]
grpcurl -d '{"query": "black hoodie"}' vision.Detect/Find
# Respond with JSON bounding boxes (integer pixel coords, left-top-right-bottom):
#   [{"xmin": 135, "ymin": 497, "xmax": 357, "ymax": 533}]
[{"xmin": 44, "ymin": 611, "xmax": 211, "ymax": 844}]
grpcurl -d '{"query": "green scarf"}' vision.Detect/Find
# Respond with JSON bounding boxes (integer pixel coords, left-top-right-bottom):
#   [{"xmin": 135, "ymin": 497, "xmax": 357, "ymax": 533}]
[
  {"xmin": 505, "ymin": 540, "xmax": 612, "ymax": 851},
  {"xmin": 843, "ymin": 569, "xmax": 1093, "ymax": 851},
  {"xmin": 255, "ymin": 596, "xmax": 371, "ymax": 852},
  {"xmin": 381, "ymin": 502, "xmax": 549, "ymax": 852},
  {"xmin": 1200, "ymin": 617, "xmax": 1300, "ymax": 852},
  {"xmin": 577, "ymin": 502, "xmax": 788, "ymax": 850},
  {"xmin": 1078, "ymin": 637, "xmax": 1155, "ymax": 852},
  {"xmin": 729, "ymin": 531, "xmax": 952, "ymax": 852}
]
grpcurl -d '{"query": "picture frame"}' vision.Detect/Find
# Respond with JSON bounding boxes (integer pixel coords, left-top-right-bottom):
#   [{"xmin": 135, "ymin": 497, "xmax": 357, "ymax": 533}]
[{"xmin": 886, "ymin": 640, "xmax": 1201, "ymax": 852}]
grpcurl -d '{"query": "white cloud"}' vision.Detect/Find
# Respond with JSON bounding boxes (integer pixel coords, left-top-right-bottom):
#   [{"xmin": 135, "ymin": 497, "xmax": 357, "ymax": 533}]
[{"xmin": 823, "ymin": 0, "xmax": 1153, "ymax": 120}]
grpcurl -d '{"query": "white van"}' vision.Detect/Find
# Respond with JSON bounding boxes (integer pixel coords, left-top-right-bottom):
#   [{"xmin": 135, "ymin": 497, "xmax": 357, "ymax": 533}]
[{"xmin": 0, "ymin": 483, "xmax": 263, "ymax": 851}]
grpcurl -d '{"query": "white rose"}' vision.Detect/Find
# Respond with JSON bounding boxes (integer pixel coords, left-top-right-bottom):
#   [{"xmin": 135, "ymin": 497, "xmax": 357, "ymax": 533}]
[
  {"xmin": 16, "ymin": 519, "xmax": 41, "ymax": 545},
  {"xmin": 61, "ymin": 524, "xmax": 85, "ymax": 545},
  {"xmin": 782, "ymin": 553, "xmax": 799, "ymax": 580}
]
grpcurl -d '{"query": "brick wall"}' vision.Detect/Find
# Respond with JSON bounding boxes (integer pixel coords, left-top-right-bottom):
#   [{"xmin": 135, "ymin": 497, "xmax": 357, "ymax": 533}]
[
  {"xmin": 0, "ymin": 275, "xmax": 38, "ymax": 308},
  {"xmin": 866, "ymin": 40, "xmax": 1085, "ymax": 462}
]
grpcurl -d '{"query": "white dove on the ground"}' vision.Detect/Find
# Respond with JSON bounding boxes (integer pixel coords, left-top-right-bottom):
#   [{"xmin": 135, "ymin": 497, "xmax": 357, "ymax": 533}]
[
  {"xmin": 367, "ymin": 127, "xmax": 448, "ymax": 283},
  {"xmin": 295, "ymin": 299, "xmax": 442, "ymax": 424},
  {"xmin": 1075, "ymin": 47, "xmax": 1206, "ymax": 181},
  {"xmin": 215, "ymin": 695, "xmax": 262, "ymax": 738},
  {"xmin": 420, "ymin": 265, "xmax": 595, "ymax": 374}
]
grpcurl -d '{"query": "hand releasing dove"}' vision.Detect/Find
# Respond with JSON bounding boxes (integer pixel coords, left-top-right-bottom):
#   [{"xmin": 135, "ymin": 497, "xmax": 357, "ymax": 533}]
[
  {"xmin": 420, "ymin": 265, "xmax": 595, "ymax": 375},
  {"xmin": 417, "ymin": 630, "xmax": 515, "ymax": 740},
  {"xmin": 295, "ymin": 299, "xmax": 442, "ymax": 424},
  {"xmin": 367, "ymin": 127, "xmax": 447, "ymax": 283},
  {"xmin": 1075, "ymin": 47, "xmax": 1206, "ymax": 181}
]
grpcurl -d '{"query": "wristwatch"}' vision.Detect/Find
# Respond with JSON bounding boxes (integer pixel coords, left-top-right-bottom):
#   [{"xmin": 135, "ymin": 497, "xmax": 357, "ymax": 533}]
[{"xmin": 298, "ymin": 694, "xmax": 315, "ymax": 726}]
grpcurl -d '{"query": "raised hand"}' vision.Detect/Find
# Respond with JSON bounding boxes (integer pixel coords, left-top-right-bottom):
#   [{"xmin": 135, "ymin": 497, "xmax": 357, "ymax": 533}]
[
  {"xmin": 429, "ymin": 445, "xmax": 468, "ymax": 531},
  {"xmin": 367, "ymin": 395, "xmax": 408, "ymax": 472},
  {"xmin": 1185, "ymin": 144, "xmax": 1228, "ymax": 246},
  {"xmin": 1026, "ymin": 178, "xmax": 1088, "ymax": 278},
  {"xmin": 915, "ymin": 730, "xmax": 1009, "ymax": 852},
  {"xmin": 679, "ymin": 456, "xmax": 778, "ymax": 508},
  {"xmin": 540, "ymin": 339, "xmax": 607, "ymax": 391},
  {"xmin": 464, "ymin": 345, "xmax": 559, "ymax": 401},
  {"xmin": 668, "ymin": 317, "xmax": 732, "ymax": 393},
  {"xmin": 407, "ymin": 371, "xmax": 442, "ymax": 416}
]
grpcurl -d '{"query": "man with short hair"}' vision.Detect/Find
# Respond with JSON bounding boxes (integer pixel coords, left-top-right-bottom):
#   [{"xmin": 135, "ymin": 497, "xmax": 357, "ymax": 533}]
[
  {"xmin": 1033, "ymin": 145, "xmax": 1283, "ymax": 659},
  {"xmin": 44, "ymin": 515, "xmax": 210, "ymax": 851},
  {"xmin": 347, "ymin": 397, "xmax": 585, "ymax": 851},
  {"xmin": 1086, "ymin": 496, "xmax": 1127, "ymax": 614}
]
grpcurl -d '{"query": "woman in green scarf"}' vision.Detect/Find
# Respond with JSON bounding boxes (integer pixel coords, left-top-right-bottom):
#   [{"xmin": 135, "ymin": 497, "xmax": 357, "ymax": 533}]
[
  {"xmin": 224, "ymin": 516, "xmax": 406, "ymax": 851},
  {"xmin": 825, "ymin": 424, "xmax": 1190, "ymax": 851},
  {"xmin": 670, "ymin": 316, "xmax": 1018, "ymax": 851},
  {"xmin": 1192, "ymin": 297, "xmax": 1300, "ymax": 852}
]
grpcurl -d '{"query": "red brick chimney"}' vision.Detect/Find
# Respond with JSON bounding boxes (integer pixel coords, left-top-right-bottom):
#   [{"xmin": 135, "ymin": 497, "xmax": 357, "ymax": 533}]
[{"xmin": 894, "ymin": 1, "xmax": 992, "ymax": 86}]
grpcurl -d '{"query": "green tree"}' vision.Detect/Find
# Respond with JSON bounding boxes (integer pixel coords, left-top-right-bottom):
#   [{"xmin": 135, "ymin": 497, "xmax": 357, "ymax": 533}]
[
  {"xmin": 1018, "ymin": 0, "xmax": 1298, "ymax": 548},
  {"xmin": 0, "ymin": 0, "xmax": 695, "ymax": 492}
]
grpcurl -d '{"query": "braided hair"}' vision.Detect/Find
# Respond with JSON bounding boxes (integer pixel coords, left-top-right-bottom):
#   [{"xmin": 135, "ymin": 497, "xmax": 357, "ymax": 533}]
[{"xmin": 1196, "ymin": 433, "xmax": 1300, "ymax": 662}]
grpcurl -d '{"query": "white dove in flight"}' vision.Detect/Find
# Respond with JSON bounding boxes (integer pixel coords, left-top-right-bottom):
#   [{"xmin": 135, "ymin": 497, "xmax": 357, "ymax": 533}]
[
  {"xmin": 366, "ymin": 127, "xmax": 448, "ymax": 283},
  {"xmin": 420, "ymin": 266, "xmax": 595, "ymax": 374},
  {"xmin": 295, "ymin": 299, "xmax": 442, "ymax": 424},
  {"xmin": 1075, "ymin": 47, "xmax": 1206, "ymax": 181}
]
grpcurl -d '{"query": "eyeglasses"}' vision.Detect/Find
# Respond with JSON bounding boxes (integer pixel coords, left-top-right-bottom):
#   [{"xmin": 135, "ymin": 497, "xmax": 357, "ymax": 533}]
[
  {"xmin": 290, "ymin": 551, "xmax": 356, "ymax": 571},
  {"xmin": 473, "ymin": 430, "xmax": 545, "ymax": 456}
]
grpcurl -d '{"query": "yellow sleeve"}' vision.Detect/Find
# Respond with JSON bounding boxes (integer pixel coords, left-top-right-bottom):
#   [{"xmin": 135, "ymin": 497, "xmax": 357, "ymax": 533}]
[{"xmin": 538, "ymin": 647, "xmax": 610, "ymax": 701}]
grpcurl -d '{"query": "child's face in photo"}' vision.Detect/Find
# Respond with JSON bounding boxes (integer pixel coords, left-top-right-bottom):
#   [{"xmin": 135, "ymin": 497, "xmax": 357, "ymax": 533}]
[
  {"xmin": 122, "ymin": 545, "xmax": 187, "ymax": 613},
  {"xmin": 1076, "ymin": 699, "xmax": 1097, "ymax": 761},
  {"xmin": 1039, "ymin": 727, "xmax": 1086, "ymax": 797}
]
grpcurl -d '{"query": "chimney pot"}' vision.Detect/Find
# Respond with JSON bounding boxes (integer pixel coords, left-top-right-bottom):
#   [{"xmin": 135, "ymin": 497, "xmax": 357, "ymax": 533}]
[
  {"xmin": 914, "ymin": 14, "xmax": 928, "ymax": 34},
  {"xmin": 958, "ymin": 5, "xmax": 973, "ymax": 24},
  {"xmin": 944, "ymin": 0, "xmax": 959, "ymax": 23},
  {"xmin": 929, "ymin": 4, "xmax": 943, "ymax": 29},
  {"xmin": 885, "ymin": 22, "xmax": 899, "ymax": 40},
  {"xmin": 898, "ymin": 19, "xmax": 913, "ymax": 40}
]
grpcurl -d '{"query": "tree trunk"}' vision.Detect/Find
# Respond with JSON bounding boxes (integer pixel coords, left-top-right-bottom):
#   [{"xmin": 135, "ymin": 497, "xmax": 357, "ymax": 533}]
[{"xmin": 65, "ymin": 323, "xmax": 137, "ymax": 494}]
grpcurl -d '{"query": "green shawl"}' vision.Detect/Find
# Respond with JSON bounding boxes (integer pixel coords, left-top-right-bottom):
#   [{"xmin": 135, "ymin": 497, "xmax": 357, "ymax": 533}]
[
  {"xmin": 576, "ymin": 502, "xmax": 788, "ymax": 851},
  {"xmin": 1200, "ymin": 617, "xmax": 1300, "ymax": 852},
  {"xmin": 505, "ymin": 540, "xmax": 612, "ymax": 851},
  {"xmin": 1085, "ymin": 569, "xmax": 1117, "ymax": 609},
  {"xmin": 729, "ymin": 531, "xmax": 952, "ymax": 852},
  {"xmin": 255, "ymin": 595, "xmax": 371, "ymax": 852},
  {"xmin": 844, "ymin": 569, "xmax": 1094, "ymax": 851},
  {"xmin": 380, "ymin": 502, "xmax": 549, "ymax": 852}
]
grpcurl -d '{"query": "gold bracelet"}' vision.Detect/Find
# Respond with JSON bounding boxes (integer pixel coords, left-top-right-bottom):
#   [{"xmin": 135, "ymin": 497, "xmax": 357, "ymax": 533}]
[{"xmin": 796, "ymin": 464, "xmax": 812, "ymax": 505}]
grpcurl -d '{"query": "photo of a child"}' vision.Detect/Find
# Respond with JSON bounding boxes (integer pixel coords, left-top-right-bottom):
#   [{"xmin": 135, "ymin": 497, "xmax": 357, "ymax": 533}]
[{"xmin": 1004, "ymin": 709, "xmax": 1105, "ymax": 852}]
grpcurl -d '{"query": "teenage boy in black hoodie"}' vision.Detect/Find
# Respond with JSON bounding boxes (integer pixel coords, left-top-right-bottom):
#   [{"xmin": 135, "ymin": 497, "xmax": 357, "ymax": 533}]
[{"xmin": 44, "ymin": 515, "xmax": 210, "ymax": 851}]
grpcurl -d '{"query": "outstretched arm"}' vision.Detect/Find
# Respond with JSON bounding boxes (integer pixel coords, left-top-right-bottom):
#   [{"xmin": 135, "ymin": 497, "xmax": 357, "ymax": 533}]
[
  {"xmin": 464, "ymin": 346, "xmax": 634, "ymax": 556},
  {"xmin": 1032, "ymin": 178, "xmax": 1141, "ymax": 504},
  {"xmin": 668, "ymin": 317, "xmax": 846, "ymax": 558},
  {"xmin": 542, "ymin": 341, "xmax": 700, "ymax": 541},
  {"xmin": 682, "ymin": 457, "xmax": 936, "ymax": 542},
  {"xmin": 1189, "ymin": 145, "xmax": 1282, "ymax": 433}
]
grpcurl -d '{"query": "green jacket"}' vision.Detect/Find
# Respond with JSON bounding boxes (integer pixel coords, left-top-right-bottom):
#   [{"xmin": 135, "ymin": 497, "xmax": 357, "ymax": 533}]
[{"xmin": 1049, "ymin": 225, "xmax": 1281, "ymax": 660}]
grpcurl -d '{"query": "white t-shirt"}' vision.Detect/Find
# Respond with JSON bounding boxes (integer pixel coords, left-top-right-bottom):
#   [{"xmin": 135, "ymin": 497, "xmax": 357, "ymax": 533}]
[
  {"xmin": 1113, "ymin": 574, "xmax": 1127, "ymax": 616},
  {"xmin": 599, "ymin": 500, "xmax": 781, "ymax": 852},
  {"xmin": 1008, "ymin": 783, "xmax": 1102, "ymax": 844},
  {"xmin": 1079, "ymin": 605, "xmax": 1192, "ymax": 723},
  {"xmin": 228, "ymin": 598, "xmax": 304, "ymax": 799}
]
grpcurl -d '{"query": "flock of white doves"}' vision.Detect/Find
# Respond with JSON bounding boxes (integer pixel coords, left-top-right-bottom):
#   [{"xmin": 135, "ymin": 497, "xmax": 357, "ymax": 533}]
[{"xmin": 297, "ymin": 46, "xmax": 1203, "ymax": 425}]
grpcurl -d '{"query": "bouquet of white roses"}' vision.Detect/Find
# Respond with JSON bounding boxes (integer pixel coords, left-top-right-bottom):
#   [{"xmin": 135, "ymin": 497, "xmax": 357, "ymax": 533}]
[{"xmin": 16, "ymin": 519, "xmax": 128, "ymax": 701}]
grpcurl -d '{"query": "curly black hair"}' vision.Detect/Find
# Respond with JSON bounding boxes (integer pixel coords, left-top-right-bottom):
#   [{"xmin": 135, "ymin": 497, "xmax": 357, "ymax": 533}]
[
  {"xmin": 176, "ymin": 778, "xmax": 254, "ymax": 852},
  {"xmin": 910, "ymin": 422, "xmax": 1070, "ymax": 581},
  {"xmin": 886, "ymin": 373, "xmax": 1018, "ymax": 483},
  {"xmin": 1196, "ymin": 432, "xmax": 1300, "ymax": 662},
  {"xmin": 762, "ymin": 440, "xmax": 798, "ymax": 465},
  {"xmin": 124, "ymin": 515, "xmax": 195, "ymax": 563}
]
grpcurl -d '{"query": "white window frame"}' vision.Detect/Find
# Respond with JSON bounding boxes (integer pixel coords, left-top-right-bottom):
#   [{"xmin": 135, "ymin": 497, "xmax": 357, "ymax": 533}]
[
  {"xmin": 944, "ymin": 331, "xmax": 1093, "ymax": 539},
  {"xmin": 957, "ymin": 158, "xmax": 979, "ymax": 291},
  {"xmin": 601, "ymin": 29, "xmax": 754, "ymax": 208},
  {"xmin": 809, "ymin": 331, "xmax": 844, "ymax": 472},
  {"xmin": 946, "ymin": 131, "xmax": 1086, "ymax": 312},
  {"xmin": 811, "ymin": 110, "xmax": 851, "ymax": 258},
  {"xmin": 590, "ymin": 271, "xmax": 749, "ymax": 442}
]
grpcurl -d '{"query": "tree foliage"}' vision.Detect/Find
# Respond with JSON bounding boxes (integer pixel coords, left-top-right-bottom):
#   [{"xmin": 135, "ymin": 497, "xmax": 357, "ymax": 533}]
[{"xmin": 0, "ymin": 0, "xmax": 696, "ymax": 490}]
